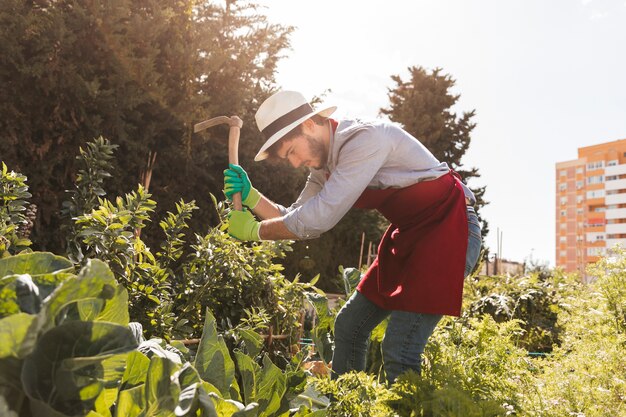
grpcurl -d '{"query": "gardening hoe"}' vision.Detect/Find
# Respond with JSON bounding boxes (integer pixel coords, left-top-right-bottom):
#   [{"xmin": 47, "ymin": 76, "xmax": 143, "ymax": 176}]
[{"xmin": 194, "ymin": 116, "xmax": 244, "ymax": 211}]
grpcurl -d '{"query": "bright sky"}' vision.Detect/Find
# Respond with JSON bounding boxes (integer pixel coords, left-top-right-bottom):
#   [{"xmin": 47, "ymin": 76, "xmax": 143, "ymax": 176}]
[{"xmin": 258, "ymin": 0, "xmax": 626, "ymax": 267}]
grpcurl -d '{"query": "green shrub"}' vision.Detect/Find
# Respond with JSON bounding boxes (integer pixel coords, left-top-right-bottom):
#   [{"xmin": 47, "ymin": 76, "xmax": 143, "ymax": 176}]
[
  {"xmin": 465, "ymin": 269, "xmax": 581, "ymax": 352},
  {"xmin": 58, "ymin": 138, "xmax": 318, "ymax": 349},
  {"xmin": 412, "ymin": 315, "xmax": 533, "ymax": 415},
  {"xmin": 0, "ymin": 251, "xmax": 314, "ymax": 417},
  {"xmin": 314, "ymin": 372, "xmax": 399, "ymax": 417},
  {"xmin": 0, "ymin": 162, "xmax": 33, "ymax": 256},
  {"xmin": 520, "ymin": 251, "xmax": 626, "ymax": 417}
]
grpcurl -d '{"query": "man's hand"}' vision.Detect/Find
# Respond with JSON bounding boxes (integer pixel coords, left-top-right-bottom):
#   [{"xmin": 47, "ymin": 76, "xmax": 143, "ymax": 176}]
[
  {"xmin": 223, "ymin": 164, "xmax": 261, "ymax": 209},
  {"xmin": 228, "ymin": 209, "xmax": 261, "ymax": 241}
]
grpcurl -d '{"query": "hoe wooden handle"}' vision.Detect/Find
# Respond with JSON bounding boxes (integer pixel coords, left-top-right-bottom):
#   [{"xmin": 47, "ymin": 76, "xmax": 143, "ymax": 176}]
[
  {"xmin": 193, "ymin": 115, "xmax": 244, "ymax": 211},
  {"xmin": 228, "ymin": 116, "xmax": 243, "ymax": 211}
]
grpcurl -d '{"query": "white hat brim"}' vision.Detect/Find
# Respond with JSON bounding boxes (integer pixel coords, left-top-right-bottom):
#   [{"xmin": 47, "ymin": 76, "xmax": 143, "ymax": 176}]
[{"xmin": 254, "ymin": 105, "xmax": 337, "ymax": 161}]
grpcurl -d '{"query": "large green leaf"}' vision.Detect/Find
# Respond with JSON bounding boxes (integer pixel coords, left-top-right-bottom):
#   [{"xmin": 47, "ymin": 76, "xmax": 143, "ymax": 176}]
[
  {"xmin": 120, "ymin": 351, "xmax": 151, "ymax": 390},
  {"xmin": 0, "ymin": 313, "xmax": 35, "ymax": 358},
  {"xmin": 175, "ymin": 383, "xmax": 202, "ymax": 417},
  {"xmin": 305, "ymin": 293, "xmax": 334, "ymax": 364},
  {"xmin": 234, "ymin": 351, "xmax": 260, "ymax": 405},
  {"xmin": 194, "ymin": 309, "xmax": 239, "ymax": 400},
  {"xmin": 176, "ymin": 362, "xmax": 202, "ymax": 389},
  {"xmin": 197, "ymin": 384, "xmax": 221, "ymax": 417},
  {"xmin": 173, "ymin": 362, "xmax": 206, "ymax": 417},
  {"xmin": 21, "ymin": 321, "xmax": 137, "ymax": 416},
  {"xmin": 0, "ymin": 357, "xmax": 25, "ymax": 414},
  {"xmin": 207, "ymin": 392, "xmax": 258, "ymax": 417},
  {"xmin": 256, "ymin": 355, "xmax": 286, "ymax": 417},
  {"xmin": 115, "ymin": 385, "xmax": 144, "ymax": 417},
  {"xmin": 0, "ymin": 252, "xmax": 73, "ymax": 278},
  {"xmin": 78, "ymin": 284, "xmax": 129, "ymax": 325},
  {"xmin": 0, "ymin": 272, "xmax": 75, "ymax": 318},
  {"xmin": 143, "ymin": 356, "xmax": 181, "ymax": 416},
  {"xmin": 39, "ymin": 259, "xmax": 129, "ymax": 333},
  {"xmin": 236, "ymin": 329, "xmax": 264, "ymax": 359}
]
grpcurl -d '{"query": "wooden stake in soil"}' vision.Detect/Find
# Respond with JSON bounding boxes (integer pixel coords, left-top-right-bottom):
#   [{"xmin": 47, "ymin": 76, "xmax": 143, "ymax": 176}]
[{"xmin": 358, "ymin": 232, "xmax": 365, "ymax": 270}]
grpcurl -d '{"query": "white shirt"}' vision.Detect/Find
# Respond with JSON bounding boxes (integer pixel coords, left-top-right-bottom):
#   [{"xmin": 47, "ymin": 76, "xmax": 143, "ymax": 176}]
[{"xmin": 278, "ymin": 119, "xmax": 475, "ymax": 239}]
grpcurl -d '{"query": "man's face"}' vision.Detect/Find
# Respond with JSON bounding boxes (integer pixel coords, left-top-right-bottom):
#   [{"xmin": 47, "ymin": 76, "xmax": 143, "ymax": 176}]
[{"xmin": 277, "ymin": 133, "xmax": 327, "ymax": 170}]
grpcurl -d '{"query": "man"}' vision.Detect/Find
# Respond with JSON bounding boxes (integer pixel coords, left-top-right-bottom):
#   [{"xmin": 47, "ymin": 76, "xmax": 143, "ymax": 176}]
[{"xmin": 225, "ymin": 90, "xmax": 482, "ymax": 383}]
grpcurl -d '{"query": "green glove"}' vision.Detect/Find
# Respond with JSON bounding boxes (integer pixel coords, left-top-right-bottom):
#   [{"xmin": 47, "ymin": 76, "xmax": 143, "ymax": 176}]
[
  {"xmin": 228, "ymin": 209, "xmax": 261, "ymax": 241},
  {"xmin": 223, "ymin": 164, "xmax": 261, "ymax": 209}
]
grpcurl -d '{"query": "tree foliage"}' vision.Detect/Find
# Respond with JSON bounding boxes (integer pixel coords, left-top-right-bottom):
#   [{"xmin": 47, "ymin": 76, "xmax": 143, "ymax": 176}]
[
  {"xmin": 0, "ymin": 0, "xmax": 294, "ymax": 253},
  {"xmin": 381, "ymin": 66, "xmax": 489, "ymax": 237}
]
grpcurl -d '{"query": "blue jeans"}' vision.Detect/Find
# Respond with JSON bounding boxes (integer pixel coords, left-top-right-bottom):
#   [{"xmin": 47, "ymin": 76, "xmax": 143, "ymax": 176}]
[{"xmin": 332, "ymin": 207, "xmax": 482, "ymax": 384}]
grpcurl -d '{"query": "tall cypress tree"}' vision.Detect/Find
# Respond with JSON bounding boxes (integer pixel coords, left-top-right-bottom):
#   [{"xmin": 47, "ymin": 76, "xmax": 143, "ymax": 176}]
[{"xmin": 381, "ymin": 66, "xmax": 489, "ymax": 237}]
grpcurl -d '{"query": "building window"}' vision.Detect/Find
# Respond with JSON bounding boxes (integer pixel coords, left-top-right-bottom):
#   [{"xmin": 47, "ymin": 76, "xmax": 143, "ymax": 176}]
[
  {"xmin": 576, "ymin": 167, "xmax": 584, "ymax": 174},
  {"xmin": 576, "ymin": 195, "xmax": 584, "ymax": 204},
  {"xmin": 587, "ymin": 161, "xmax": 604, "ymax": 170},
  {"xmin": 577, "ymin": 208, "xmax": 584, "ymax": 215},
  {"xmin": 560, "ymin": 210, "xmax": 566, "ymax": 216},
  {"xmin": 560, "ymin": 223, "xmax": 567, "ymax": 229},
  {"xmin": 587, "ymin": 247, "xmax": 605, "ymax": 257},
  {"xmin": 576, "ymin": 181, "xmax": 583, "ymax": 189},
  {"xmin": 586, "ymin": 189, "xmax": 605, "ymax": 199},
  {"xmin": 586, "ymin": 175, "xmax": 604, "ymax": 185},
  {"xmin": 560, "ymin": 250, "xmax": 567, "ymax": 257},
  {"xmin": 587, "ymin": 233, "xmax": 606, "ymax": 241},
  {"xmin": 559, "ymin": 183, "xmax": 567, "ymax": 191},
  {"xmin": 559, "ymin": 236, "xmax": 567, "ymax": 243},
  {"xmin": 586, "ymin": 221, "xmax": 605, "ymax": 228},
  {"xmin": 559, "ymin": 170, "xmax": 567, "ymax": 177},
  {"xmin": 608, "ymin": 160, "xmax": 618, "ymax": 167}
]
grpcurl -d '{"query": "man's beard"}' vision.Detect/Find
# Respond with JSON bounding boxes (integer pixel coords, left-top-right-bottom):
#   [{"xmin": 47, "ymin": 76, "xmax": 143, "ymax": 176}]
[{"xmin": 304, "ymin": 134, "xmax": 328, "ymax": 169}]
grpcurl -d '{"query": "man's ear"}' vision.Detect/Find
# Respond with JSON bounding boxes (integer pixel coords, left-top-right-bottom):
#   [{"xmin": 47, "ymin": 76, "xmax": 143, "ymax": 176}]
[{"xmin": 301, "ymin": 118, "xmax": 316, "ymax": 133}]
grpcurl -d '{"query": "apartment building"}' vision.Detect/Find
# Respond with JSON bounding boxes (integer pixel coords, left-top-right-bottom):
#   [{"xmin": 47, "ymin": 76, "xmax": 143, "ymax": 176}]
[{"xmin": 556, "ymin": 138, "xmax": 626, "ymax": 276}]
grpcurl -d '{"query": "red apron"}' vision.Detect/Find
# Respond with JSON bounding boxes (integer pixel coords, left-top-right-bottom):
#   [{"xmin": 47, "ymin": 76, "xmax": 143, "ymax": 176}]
[{"xmin": 354, "ymin": 172, "xmax": 468, "ymax": 316}]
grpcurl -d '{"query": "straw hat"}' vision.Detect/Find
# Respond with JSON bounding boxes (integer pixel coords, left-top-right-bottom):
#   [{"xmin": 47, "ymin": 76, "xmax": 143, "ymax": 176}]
[{"xmin": 254, "ymin": 91, "xmax": 336, "ymax": 161}]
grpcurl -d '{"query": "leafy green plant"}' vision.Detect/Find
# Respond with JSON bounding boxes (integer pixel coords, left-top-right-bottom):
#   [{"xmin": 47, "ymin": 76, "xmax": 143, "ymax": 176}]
[
  {"xmin": 157, "ymin": 199, "xmax": 198, "ymax": 271},
  {"xmin": 62, "ymin": 137, "xmax": 118, "ymax": 263},
  {"xmin": 61, "ymin": 138, "xmax": 316, "ymax": 350},
  {"xmin": 305, "ymin": 292, "xmax": 335, "ymax": 365},
  {"xmin": 518, "ymin": 251, "xmax": 626, "ymax": 417},
  {"xmin": 0, "ymin": 253, "xmax": 137, "ymax": 416},
  {"xmin": 589, "ymin": 248, "xmax": 626, "ymax": 334},
  {"xmin": 389, "ymin": 315, "xmax": 534, "ymax": 416},
  {"xmin": 465, "ymin": 269, "xmax": 580, "ymax": 352},
  {"xmin": 314, "ymin": 372, "xmax": 399, "ymax": 417},
  {"xmin": 0, "ymin": 251, "xmax": 320, "ymax": 417},
  {"xmin": 0, "ymin": 162, "xmax": 32, "ymax": 256},
  {"xmin": 73, "ymin": 184, "xmax": 177, "ymax": 338}
]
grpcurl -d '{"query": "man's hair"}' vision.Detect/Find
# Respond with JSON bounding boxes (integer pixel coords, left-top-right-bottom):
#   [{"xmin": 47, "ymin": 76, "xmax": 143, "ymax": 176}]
[{"xmin": 265, "ymin": 114, "xmax": 327, "ymax": 164}]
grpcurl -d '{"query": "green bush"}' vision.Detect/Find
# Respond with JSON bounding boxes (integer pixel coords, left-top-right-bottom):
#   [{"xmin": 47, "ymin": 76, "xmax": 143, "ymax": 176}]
[
  {"xmin": 4, "ymin": 141, "xmax": 321, "ymax": 357},
  {"xmin": 0, "ymin": 162, "xmax": 33, "ymax": 256},
  {"xmin": 519, "ymin": 251, "xmax": 626, "ymax": 417},
  {"xmin": 314, "ymin": 372, "xmax": 398, "ymax": 417},
  {"xmin": 0, "ymin": 251, "xmax": 319, "ymax": 416},
  {"xmin": 465, "ymin": 269, "xmax": 581, "ymax": 352}
]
